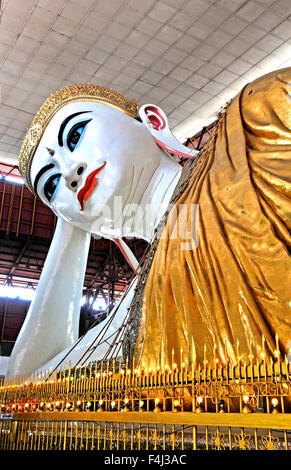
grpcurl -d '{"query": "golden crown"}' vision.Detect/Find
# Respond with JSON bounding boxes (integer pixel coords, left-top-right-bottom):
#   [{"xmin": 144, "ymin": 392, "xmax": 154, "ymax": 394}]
[{"xmin": 18, "ymin": 84, "xmax": 138, "ymax": 193}]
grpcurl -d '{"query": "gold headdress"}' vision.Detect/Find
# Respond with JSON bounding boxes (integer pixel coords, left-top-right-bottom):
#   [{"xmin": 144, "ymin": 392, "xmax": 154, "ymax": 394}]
[{"xmin": 18, "ymin": 84, "xmax": 138, "ymax": 193}]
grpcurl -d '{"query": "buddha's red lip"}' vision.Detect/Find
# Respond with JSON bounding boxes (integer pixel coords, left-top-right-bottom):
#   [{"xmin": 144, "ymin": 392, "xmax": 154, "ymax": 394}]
[{"xmin": 77, "ymin": 162, "xmax": 106, "ymax": 211}]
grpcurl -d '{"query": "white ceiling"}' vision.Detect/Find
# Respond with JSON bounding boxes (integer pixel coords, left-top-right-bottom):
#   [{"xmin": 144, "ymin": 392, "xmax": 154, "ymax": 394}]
[{"xmin": 0, "ymin": 0, "xmax": 291, "ymax": 164}]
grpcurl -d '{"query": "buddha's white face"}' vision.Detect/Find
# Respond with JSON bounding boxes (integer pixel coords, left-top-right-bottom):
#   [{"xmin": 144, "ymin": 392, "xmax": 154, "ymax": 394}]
[{"xmin": 30, "ymin": 101, "xmax": 173, "ymax": 238}]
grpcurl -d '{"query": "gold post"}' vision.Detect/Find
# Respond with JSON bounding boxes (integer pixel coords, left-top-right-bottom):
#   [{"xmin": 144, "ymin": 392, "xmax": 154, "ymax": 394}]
[{"xmin": 16, "ymin": 184, "xmax": 24, "ymax": 237}]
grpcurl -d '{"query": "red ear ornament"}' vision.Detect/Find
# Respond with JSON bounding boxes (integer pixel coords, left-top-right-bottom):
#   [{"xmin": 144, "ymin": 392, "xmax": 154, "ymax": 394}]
[{"xmin": 138, "ymin": 104, "xmax": 198, "ymax": 159}]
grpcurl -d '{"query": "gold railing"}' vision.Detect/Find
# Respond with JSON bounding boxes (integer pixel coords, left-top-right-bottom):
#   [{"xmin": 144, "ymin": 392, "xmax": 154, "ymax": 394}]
[
  {"xmin": 1, "ymin": 350, "xmax": 291, "ymax": 451},
  {"xmin": 1, "ymin": 411, "xmax": 291, "ymax": 451}
]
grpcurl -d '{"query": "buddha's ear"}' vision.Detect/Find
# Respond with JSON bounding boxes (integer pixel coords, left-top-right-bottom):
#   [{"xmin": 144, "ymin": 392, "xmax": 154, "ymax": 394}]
[{"xmin": 138, "ymin": 104, "xmax": 198, "ymax": 159}]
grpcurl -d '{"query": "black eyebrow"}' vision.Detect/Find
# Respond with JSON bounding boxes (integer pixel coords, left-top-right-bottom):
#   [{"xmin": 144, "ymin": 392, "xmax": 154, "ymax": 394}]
[
  {"xmin": 33, "ymin": 163, "xmax": 55, "ymax": 195},
  {"xmin": 58, "ymin": 111, "xmax": 91, "ymax": 147}
]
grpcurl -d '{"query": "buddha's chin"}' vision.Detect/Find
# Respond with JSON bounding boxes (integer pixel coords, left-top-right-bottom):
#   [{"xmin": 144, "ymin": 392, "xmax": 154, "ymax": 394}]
[
  {"xmin": 54, "ymin": 204, "xmax": 120, "ymax": 236},
  {"xmin": 51, "ymin": 184, "xmax": 136, "ymax": 234}
]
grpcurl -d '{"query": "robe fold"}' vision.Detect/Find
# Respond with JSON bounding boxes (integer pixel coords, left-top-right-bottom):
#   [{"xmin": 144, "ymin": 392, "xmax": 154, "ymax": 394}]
[{"xmin": 133, "ymin": 67, "xmax": 291, "ymax": 367}]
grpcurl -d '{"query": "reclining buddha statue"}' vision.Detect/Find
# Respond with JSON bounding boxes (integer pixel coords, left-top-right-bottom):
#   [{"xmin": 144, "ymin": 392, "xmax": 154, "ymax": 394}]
[{"xmin": 7, "ymin": 67, "xmax": 291, "ymax": 378}]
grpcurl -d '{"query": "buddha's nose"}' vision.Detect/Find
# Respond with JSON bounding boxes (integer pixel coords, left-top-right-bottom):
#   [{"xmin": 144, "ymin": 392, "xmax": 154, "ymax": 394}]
[{"xmin": 64, "ymin": 162, "xmax": 87, "ymax": 192}]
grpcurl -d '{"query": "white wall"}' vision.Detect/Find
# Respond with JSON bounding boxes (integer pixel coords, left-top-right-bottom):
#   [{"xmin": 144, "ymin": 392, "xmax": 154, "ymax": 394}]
[{"xmin": 0, "ymin": 356, "xmax": 9, "ymax": 378}]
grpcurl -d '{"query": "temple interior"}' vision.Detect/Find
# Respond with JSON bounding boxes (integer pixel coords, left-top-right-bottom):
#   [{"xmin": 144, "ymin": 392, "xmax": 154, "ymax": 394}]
[{"xmin": 0, "ymin": 0, "xmax": 291, "ymax": 454}]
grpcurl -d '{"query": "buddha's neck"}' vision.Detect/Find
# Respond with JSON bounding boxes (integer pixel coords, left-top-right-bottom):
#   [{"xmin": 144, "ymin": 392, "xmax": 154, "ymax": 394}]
[{"xmin": 119, "ymin": 151, "xmax": 182, "ymax": 242}]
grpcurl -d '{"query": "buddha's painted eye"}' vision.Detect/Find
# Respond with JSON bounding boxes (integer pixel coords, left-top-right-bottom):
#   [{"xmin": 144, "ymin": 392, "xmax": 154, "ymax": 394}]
[
  {"xmin": 43, "ymin": 173, "xmax": 62, "ymax": 202},
  {"xmin": 67, "ymin": 119, "xmax": 92, "ymax": 152}
]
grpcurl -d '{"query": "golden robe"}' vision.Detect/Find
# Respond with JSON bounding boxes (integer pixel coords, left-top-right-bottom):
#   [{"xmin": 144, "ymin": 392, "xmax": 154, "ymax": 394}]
[{"xmin": 134, "ymin": 67, "xmax": 291, "ymax": 367}]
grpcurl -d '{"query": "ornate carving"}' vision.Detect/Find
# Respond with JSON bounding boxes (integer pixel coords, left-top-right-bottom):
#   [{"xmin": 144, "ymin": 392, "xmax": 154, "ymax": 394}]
[
  {"xmin": 261, "ymin": 434, "xmax": 280, "ymax": 451},
  {"xmin": 211, "ymin": 429, "xmax": 225, "ymax": 450},
  {"xmin": 233, "ymin": 430, "xmax": 251, "ymax": 450}
]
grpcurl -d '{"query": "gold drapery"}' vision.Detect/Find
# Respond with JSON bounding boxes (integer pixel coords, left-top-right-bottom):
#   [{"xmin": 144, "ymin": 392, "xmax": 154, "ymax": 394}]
[{"xmin": 134, "ymin": 67, "xmax": 291, "ymax": 368}]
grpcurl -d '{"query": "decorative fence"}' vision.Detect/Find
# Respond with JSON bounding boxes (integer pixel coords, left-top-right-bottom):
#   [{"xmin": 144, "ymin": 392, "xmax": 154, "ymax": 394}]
[
  {"xmin": 1, "ymin": 412, "xmax": 290, "ymax": 451},
  {"xmin": 1, "ymin": 350, "xmax": 291, "ymax": 451}
]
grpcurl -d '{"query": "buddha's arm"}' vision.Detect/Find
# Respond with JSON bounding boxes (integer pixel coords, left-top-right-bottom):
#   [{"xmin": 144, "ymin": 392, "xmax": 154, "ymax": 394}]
[{"xmin": 7, "ymin": 218, "xmax": 91, "ymax": 378}]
